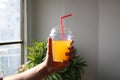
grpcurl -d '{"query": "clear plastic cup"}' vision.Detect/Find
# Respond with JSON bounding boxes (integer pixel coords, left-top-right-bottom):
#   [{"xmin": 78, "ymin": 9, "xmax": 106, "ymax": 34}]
[{"xmin": 49, "ymin": 26, "xmax": 73, "ymax": 62}]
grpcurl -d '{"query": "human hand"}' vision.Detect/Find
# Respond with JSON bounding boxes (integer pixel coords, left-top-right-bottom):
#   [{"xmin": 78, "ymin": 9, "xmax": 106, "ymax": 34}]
[
  {"xmin": 2, "ymin": 37, "xmax": 74, "ymax": 80},
  {"xmin": 43, "ymin": 37, "xmax": 74, "ymax": 74}
]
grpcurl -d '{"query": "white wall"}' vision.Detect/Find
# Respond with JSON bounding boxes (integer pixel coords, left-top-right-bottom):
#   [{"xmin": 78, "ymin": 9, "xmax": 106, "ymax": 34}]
[
  {"xmin": 30, "ymin": 0, "xmax": 65, "ymax": 40},
  {"xmin": 98, "ymin": 0, "xmax": 120, "ymax": 80},
  {"xmin": 64, "ymin": 0, "xmax": 98, "ymax": 80},
  {"xmin": 27, "ymin": 0, "xmax": 120, "ymax": 80}
]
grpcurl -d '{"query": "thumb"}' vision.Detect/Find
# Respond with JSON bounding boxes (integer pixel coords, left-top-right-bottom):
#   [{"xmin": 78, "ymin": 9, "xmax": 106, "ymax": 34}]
[{"xmin": 47, "ymin": 37, "xmax": 53, "ymax": 58}]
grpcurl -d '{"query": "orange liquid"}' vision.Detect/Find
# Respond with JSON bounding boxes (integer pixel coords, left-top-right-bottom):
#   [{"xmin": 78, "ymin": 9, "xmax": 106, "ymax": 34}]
[{"xmin": 52, "ymin": 40, "xmax": 71, "ymax": 62}]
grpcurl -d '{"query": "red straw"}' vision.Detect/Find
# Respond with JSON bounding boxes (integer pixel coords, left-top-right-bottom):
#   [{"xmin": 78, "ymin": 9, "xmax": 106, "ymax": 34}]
[{"xmin": 60, "ymin": 14, "xmax": 72, "ymax": 40}]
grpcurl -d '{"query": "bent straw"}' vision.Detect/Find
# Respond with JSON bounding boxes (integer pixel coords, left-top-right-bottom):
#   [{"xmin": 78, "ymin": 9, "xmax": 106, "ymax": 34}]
[{"xmin": 60, "ymin": 14, "xmax": 72, "ymax": 40}]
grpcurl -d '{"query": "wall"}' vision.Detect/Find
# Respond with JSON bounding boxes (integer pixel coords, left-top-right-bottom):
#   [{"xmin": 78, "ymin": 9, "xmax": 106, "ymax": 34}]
[
  {"xmin": 98, "ymin": 0, "xmax": 120, "ymax": 80},
  {"xmin": 30, "ymin": 0, "xmax": 65, "ymax": 40},
  {"xmin": 29, "ymin": 0, "xmax": 98, "ymax": 80},
  {"xmin": 27, "ymin": 0, "xmax": 120, "ymax": 80},
  {"xmin": 64, "ymin": 0, "xmax": 98, "ymax": 80}
]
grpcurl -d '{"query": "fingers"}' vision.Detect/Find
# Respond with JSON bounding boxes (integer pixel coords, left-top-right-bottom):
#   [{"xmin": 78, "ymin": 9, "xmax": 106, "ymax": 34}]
[
  {"xmin": 49, "ymin": 61, "xmax": 70, "ymax": 73},
  {"xmin": 70, "ymin": 40, "xmax": 74, "ymax": 46},
  {"xmin": 67, "ymin": 40, "xmax": 74, "ymax": 59},
  {"xmin": 47, "ymin": 37, "xmax": 53, "ymax": 58},
  {"xmin": 68, "ymin": 45, "xmax": 74, "ymax": 50},
  {"xmin": 66, "ymin": 46, "xmax": 74, "ymax": 59},
  {"xmin": 62, "ymin": 60, "xmax": 70, "ymax": 67},
  {"xmin": 54, "ymin": 60, "xmax": 70, "ymax": 67}
]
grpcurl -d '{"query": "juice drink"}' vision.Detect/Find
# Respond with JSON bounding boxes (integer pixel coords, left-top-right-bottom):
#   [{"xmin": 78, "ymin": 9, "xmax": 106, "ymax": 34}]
[
  {"xmin": 52, "ymin": 40, "xmax": 71, "ymax": 62},
  {"xmin": 49, "ymin": 14, "xmax": 73, "ymax": 62}
]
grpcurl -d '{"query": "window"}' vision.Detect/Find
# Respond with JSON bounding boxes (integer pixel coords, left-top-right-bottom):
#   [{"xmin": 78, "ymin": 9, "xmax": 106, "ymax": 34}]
[{"xmin": 0, "ymin": 0, "xmax": 24, "ymax": 76}]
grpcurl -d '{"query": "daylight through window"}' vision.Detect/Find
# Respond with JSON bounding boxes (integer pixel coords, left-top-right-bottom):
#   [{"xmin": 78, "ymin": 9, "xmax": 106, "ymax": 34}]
[{"xmin": 0, "ymin": 0, "xmax": 24, "ymax": 76}]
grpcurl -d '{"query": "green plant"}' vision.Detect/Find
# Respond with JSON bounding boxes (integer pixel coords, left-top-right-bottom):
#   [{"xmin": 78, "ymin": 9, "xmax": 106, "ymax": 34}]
[{"xmin": 19, "ymin": 40, "xmax": 87, "ymax": 80}]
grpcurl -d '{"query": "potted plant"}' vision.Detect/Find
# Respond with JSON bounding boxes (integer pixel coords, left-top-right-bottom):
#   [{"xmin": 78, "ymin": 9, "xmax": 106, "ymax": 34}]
[{"xmin": 18, "ymin": 40, "xmax": 87, "ymax": 80}]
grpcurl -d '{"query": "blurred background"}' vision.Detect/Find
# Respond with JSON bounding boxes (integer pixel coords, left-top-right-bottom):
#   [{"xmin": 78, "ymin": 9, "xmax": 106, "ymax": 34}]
[{"xmin": 0, "ymin": 0, "xmax": 120, "ymax": 80}]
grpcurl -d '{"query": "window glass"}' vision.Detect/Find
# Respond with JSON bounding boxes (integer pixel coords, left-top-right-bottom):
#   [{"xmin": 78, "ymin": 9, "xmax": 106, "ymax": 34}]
[
  {"xmin": 0, "ymin": 44, "xmax": 21, "ymax": 76},
  {"xmin": 0, "ymin": 0, "xmax": 20, "ymax": 42},
  {"xmin": 0, "ymin": 0, "xmax": 21, "ymax": 76}
]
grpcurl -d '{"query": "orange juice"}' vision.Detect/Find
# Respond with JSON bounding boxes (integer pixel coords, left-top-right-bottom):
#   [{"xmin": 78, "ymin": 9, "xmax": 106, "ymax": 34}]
[{"xmin": 52, "ymin": 40, "xmax": 71, "ymax": 62}]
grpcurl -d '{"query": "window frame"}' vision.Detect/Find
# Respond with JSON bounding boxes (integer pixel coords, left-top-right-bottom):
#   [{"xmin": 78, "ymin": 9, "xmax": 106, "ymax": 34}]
[
  {"xmin": 20, "ymin": 0, "xmax": 25, "ymax": 64},
  {"xmin": 0, "ymin": 0, "xmax": 25, "ymax": 65}
]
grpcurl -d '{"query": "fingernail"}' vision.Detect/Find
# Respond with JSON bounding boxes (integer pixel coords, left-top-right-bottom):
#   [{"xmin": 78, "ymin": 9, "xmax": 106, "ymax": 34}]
[
  {"xmin": 62, "ymin": 60, "xmax": 67, "ymax": 64},
  {"xmin": 66, "ymin": 52, "xmax": 70, "ymax": 56},
  {"xmin": 70, "ymin": 40, "xmax": 74, "ymax": 45}
]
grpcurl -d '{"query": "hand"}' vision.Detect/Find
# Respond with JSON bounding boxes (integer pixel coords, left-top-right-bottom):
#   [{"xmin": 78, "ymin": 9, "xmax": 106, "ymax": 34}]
[
  {"xmin": 43, "ymin": 37, "xmax": 74, "ymax": 74},
  {"xmin": 3, "ymin": 37, "xmax": 74, "ymax": 80}
]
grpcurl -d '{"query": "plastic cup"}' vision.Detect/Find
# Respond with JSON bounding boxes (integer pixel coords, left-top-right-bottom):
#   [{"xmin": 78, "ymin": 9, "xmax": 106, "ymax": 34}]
[{"xmin": 49, "ymin": 26, "xmax": 73, "ymax": 62}]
